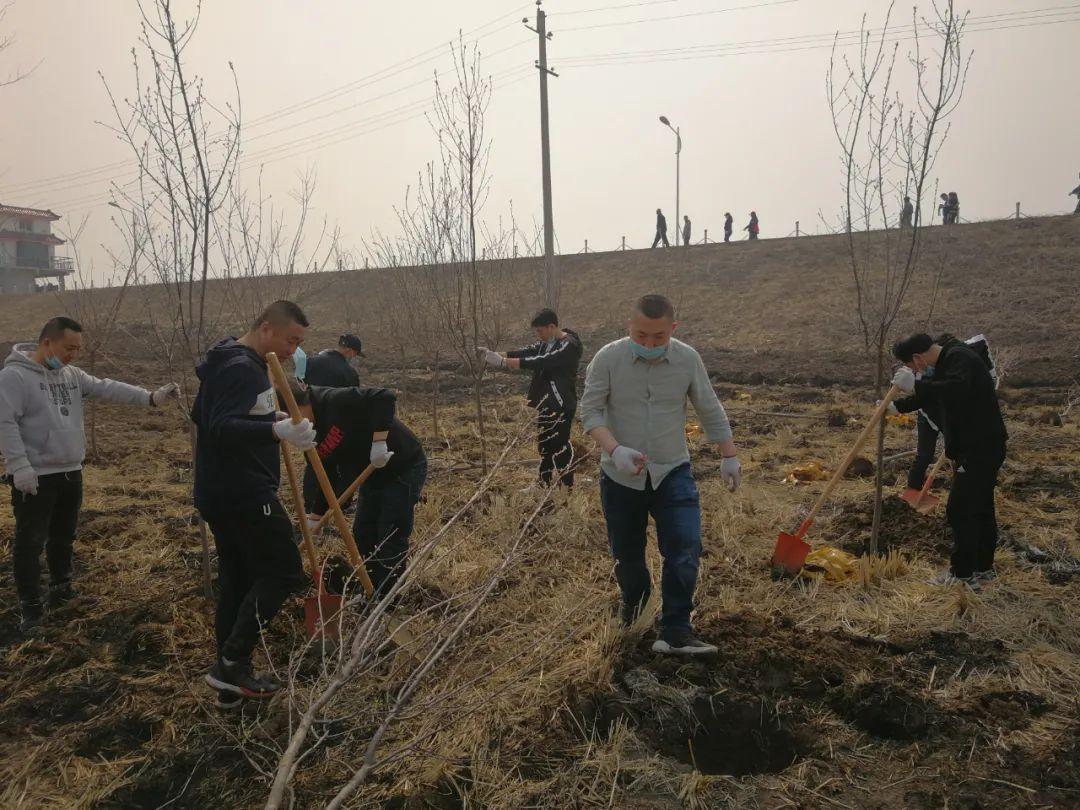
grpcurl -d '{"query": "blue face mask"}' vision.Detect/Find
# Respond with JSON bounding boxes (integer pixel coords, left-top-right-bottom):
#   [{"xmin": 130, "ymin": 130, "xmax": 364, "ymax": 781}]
[
  {"xmin": 45, "ymin": 355, "xmax": 62, "ymax": 370},
  {"xmin": 292, "ymin": 346, "xmax": 307, "ymax": 380},
  {"xmin": 923, "ymin": 366, "xmax": 935, "ymax": 378},
  {"xmin": 630, "ymin": 341, "xmax": 668, "ymax": 361}
]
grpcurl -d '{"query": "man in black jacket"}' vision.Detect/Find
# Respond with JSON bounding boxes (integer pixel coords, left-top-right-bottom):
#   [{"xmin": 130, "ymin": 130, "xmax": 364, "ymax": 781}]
[
  {"xmin": 477, "ymin": 309, "xmax": 583, "ymax": 487},
  {"xmin": 192, "ymin": 301, "xmax": 317, "ymax": 701},
  {"xmin": 651, "ymin": 209, "xmax": 670, "ymax": 248},
  {"xmin": 295, "ymin": 381, "xmax": 426, "ymax": 598},
  {"xmin": 304, "ymin": 333, "xmax": 363, "ymax": 388},
  {"xmin": 891, "ymin": 333, "xmax": 1008, "ymax": 587}
]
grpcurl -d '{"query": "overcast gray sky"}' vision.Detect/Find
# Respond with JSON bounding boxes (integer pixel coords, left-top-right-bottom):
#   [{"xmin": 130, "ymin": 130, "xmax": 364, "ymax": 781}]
[{"xmin": 2, "ymin": 0, "xmax": 1078, "ymax": 285}]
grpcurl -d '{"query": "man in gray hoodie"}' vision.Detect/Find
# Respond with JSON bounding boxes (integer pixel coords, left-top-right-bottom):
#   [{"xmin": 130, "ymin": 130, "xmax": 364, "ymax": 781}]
[{"xmin": 0, "ymin": 316, "xmax": 179, "ymax": 633}]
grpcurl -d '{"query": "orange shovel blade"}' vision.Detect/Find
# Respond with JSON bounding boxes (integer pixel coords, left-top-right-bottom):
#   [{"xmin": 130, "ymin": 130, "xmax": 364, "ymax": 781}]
[
  {"xmin": 772, "ymin": 531, "xmax": 812, "ymax": 574},
  {"xmin": 304, "ymin": 592, "xmax": 343, "ymax": 640},
  {"xmin": 900, "ymin": 487, "xmax": 941, "ymax": 514}
]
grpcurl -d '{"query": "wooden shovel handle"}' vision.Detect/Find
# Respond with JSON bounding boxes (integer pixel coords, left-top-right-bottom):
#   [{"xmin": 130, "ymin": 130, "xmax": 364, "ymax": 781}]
[
  {"xmin": 914, "ymin": 452, "xmax": 949, "ymax": 508},
  {"xmin": 315, "ymin": 465, "xmax": 377, "ymax": 531},
  {"xmin": 266, "ymin": 352, "xmax": 374, "ymax": 597},
  {"xmin": 280, "ymin": 443, "xmax": 319, "ymax": 578},
  {"xmin": 798, "ymin": 384, "xmax": 902, "ymax": 532}
]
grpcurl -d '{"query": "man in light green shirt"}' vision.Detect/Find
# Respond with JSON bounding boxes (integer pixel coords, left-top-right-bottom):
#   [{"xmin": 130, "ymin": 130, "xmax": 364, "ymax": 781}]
[{"xmin": 581, "ymin": 294, "xmax": 741, "ymax": 656}]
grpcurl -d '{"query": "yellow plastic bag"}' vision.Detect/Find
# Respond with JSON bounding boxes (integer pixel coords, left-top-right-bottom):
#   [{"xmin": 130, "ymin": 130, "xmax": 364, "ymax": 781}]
[
  {"xmin": 783, "ymin": 461, "xmax": 828, "ymax": 485},
  {"xmin": 886, "ymin": 412, "xmax": 916, "ymax": 428},
  {"xmin": 800, "ymin": 545, "xmax": 858, "ymax": 582}
]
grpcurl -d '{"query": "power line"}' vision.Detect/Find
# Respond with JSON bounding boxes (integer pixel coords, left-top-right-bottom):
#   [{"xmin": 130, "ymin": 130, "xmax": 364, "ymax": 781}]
[{"xmin": 559, "ymin": 0, "xmax": 801, "ymax": 32}]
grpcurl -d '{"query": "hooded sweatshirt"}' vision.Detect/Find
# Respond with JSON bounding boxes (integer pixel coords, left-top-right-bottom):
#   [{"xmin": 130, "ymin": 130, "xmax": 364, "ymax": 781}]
[
  {"xmin": 190, "ymin": 337, "xmax": 280, "ymax": 516},
  {"xmin": 0, "ymin": 343, "xmax": 150, "ymax": 476}
]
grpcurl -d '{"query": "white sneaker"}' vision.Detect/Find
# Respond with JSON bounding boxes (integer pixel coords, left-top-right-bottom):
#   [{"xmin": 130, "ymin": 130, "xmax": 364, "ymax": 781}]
[
  {"xmin": 651, "ymin": 632, "xmax": 718, "ymax": 656},
  {"xmin": 928, "ymin": 569, "xmax": 981, "ymax": 591}
]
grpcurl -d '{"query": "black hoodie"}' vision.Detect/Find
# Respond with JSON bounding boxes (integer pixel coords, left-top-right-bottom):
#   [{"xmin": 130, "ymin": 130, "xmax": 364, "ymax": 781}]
[
  {"xmin": 894, "ymin": 336, "xmax": 1007, "ymax": 462},
  {"xmin": 191, "ymin": 337, "xmax": 280, "ymax": 516},
  {"xmin": 506, "ymin": 328, "xmax": 583, "ymax": 413}
]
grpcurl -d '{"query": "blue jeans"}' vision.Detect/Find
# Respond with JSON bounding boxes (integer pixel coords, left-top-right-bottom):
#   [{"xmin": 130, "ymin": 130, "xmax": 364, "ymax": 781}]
[
  {"xmin": 600, "ymin": 463, "xmax": 702, "ymax": 634},
  {"xmin": 354, "ymin": 456, "xmax": 427, "ymax": 596}
]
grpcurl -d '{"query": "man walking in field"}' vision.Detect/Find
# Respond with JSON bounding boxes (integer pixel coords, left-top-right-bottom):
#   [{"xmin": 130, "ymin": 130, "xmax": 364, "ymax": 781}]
[
  {"xmin": 580, "ymin": 294, "xmax": 741, "ymax": 655},
  {"xmin": 723, "ymin": 212, "xmax": 733, "ymax": 243},
  {"xmin": 890, "ymin": 332, "xmax": 1007, "ymax": 589},
  {"xmin": 682, "ymin": 215, "xmax": 692, "ymax": 247},
  {"xmin": 192, "ymin": 301, "xmax": 316, "ymax": 702},
  {"xmin": 305, "ymin": 333, "xmax": 364, "ymax": 388},
  {"xmin": 0, "ymin": 317, "xmax": 178, "ymax": 634},
  {"xmin": 900, "ymin": 196, "xmax": 914, "ymax": 227},
  {"xmin": 651, "ymin": 208, "xmax": 670, "ymax": 248},
  {"xmin": 1071, "ymin": 172, "xmax": 1080, "ymax": 214},
  {"xmin": 478, "ymin": 309, "xmax": 583, "ymax": 488},
  {"xmin": 292, "ymin": 379, "xmax": 426, "ymax": 598}
]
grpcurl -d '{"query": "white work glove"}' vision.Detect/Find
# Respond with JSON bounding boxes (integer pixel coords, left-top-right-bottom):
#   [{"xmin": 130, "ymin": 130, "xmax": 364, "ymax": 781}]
[
  {"xmin": 878, "ymin": 400, "xmax": 899, "ymax": 416},
  {"xmin": 370, "ymin": 440, "xmax": 394, "ymax": 469},
  {"xmin": 891, "ymin": 366, "xmax": 916, "ymax": 393},
  {"xmin": 273, "ymin": 416, "xmax": 317, "ymax": 450},
  {"xmin": 12, "ymin": 467, "xmax": 38, "ymax": 496},
  {"xmin": 150, "ymin": 382, "xmax": 180, "ymax": 407},
  {"xmin": 305, "ymin": 514, "xmax": 322, "ymax": 534},
  {"xmin": 478, "ymin": 348, "xmax": 505, "ymax": 369},
  {"xmin": 720, "ymin": 456, "xmax": 742, "ymax": 492},
  {"xmin": 611, "ymin": 445, "xmax": 647, "ymax": 476}
]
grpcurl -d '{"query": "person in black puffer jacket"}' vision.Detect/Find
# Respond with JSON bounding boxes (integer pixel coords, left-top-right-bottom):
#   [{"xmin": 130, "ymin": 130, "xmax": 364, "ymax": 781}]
[
  {"xmin": 476, "ymin": 309, "xmax": 584, "ymax": 487},
  {"xmin": 891, "ymin": 332, "xmax": 1007, "ymax": 586}
]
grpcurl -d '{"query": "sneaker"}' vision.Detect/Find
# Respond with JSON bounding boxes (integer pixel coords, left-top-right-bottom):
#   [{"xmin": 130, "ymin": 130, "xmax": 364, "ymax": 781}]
[
  {"xmin": 928, "ymin": 569, "xmax": 981, "ymax": 591},
  {"xmin": 972, "ymin": 569, "xmax": 997, "ymax": 585},
  {"xmin": 204, "ymin": 658, "xmax": 281, "ymax": 699},
  {"xmin": 18, "ymin": 601, "xmax": 44, "ymax": 634},
  {"xmin": 215, "ymin": 689, "xmax": 244, "ymax": 710},
  {"xmin": 651, "ymin": 631, "xmax": 718, "ymax": 656},
  {"xmin": 47, "ymin": 581, "xmax": 79, "ymax": 608}
]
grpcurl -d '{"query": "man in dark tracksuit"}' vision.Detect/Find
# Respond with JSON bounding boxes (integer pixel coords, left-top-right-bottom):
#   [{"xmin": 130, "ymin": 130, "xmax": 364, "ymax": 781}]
[
  {"xmin": 891, "ymin": 333, "xmax": 1007, "ymax": 587},
  {"xmin": 296, "ymin": 382, "xmax": 426, "ymax": 598},
  {"xmin": 723, "ymin": 213, "xmax": 733, "ymax": 243},
  {"xmin": 192, "ymin": 301, "xmax": 316, "ymax": 701},
  {"xmin": 652, "ymin": 209, "xmax": 670, "ymax": 248},
  {"xmin": 304, "ymin": 333, "xmax": 363, "ymax": 388},
  {"xmin": 477, "ymin": 309, "xmax": 584, "ymax": 487}
]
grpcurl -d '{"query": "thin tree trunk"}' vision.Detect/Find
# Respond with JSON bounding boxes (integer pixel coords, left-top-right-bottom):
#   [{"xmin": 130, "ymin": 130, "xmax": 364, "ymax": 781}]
[
  {"xmin": 869, "ymin": 339, "xmax": 886, "ymax": 557},
  {"xmin": 189, "ymin": 421, "xmax": 213, "ymax": 600},
  {"xmin": 431, "ymin": 350, "xmax": 441, "ymax": 438}
]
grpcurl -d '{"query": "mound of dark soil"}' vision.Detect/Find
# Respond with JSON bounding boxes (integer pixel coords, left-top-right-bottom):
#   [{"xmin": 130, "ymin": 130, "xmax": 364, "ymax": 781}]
[
  {"xmin": 830, "ymin": 495, "xmax": 950, "ymax": 559},
  {"xmin": 833, "ymin": 681, "xmax": 936, "ymax": 741}
]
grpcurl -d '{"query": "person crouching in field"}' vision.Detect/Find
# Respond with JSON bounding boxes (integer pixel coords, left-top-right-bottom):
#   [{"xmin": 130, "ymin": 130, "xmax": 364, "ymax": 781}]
[
  {"xmin": 192, "ymin": 301, "xmax": 316, "ymax": 704},
  {"xmin": 890, "ymin": 333, "xmax": 1007, "ymax": 589},
  {"xmin": 290, "ymin": 378, "xmax": 427, "ymax": 600},
  {"xmin": 0, "ymin": 316, "xmax": 178, "ymax": 634},
  {"xmin": 580, "ymin": 294, "xmax": 741, "ymax": 656},
  {"xmin": 478, "ymin": 308, "xmax": 584, "ymax": 488}
]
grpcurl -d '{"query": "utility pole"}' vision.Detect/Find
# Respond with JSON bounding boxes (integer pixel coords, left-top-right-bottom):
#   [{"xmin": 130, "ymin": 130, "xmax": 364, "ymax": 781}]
[
  {"xmin": 659, "ymin": 116, "xmax": 682, "ymax": 247},
  {"xmin": 525, "ymin": 1, "xmax": 558, "ymax": 308}
]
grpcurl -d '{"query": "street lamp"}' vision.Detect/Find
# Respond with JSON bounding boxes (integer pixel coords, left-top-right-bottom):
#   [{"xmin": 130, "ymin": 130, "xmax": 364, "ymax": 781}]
[{"xmin": 659, "ymin": 115, "xmax": 681, "ymax": 246}]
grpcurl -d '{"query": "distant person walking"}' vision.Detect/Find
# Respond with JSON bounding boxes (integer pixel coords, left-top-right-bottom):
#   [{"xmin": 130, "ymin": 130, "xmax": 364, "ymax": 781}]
[
  {"xmin": 744, "ymin": 211, "xmax": 760, "ymax": 240},
  {"xmin": 1071, "ymin": 172, "xmax": 1080, "ymax": 214},
  {"xmin": 938, "ymin": 193, "xmax": 950, "ymax": 225},
  {"xmin": 723, "ymin": 212, "xmax": 733, "ymax": 243},
  {"xmin": 900, "ymin": 196, "xmax": 914, "ymax": 227},
  {"xmin": 948, "ymin": 192, "xmax": 960, "ymax": 224},
  {"xmin": 682, "ymin": 216, "xmax": 692, "ymax": 247},
  {"xmin": 651, "ymin": 209, "xmax": 670, "ymax": 248}
]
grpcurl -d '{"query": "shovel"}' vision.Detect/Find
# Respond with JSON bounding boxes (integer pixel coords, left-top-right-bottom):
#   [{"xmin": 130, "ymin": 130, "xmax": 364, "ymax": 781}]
[
  {"xmin": 901, "ymin": 452, "xmax": 948, "ymax": 514},
  {"xmin": 314, "ymin": 465, "xmax": 377, "ymax": 531},
  {"xmin": 771, "ymin": 385, "xmax": 901, "ymax": 575}
]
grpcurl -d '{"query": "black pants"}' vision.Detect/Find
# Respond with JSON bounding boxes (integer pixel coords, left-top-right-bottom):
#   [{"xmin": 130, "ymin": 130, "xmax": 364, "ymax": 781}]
[
  {"xmin": 11, "ymin": 471, "xmax": 82, "ymax": 606},
  {"xmin": 651, "ymin": 229, "xmax": 669, "ymax": 248},
  {"xmin": 203, "ymin": 499, "xmax": 307, "ymax": 662},
  {"xmin": 724, "ymin": 230, "xmax": 732, "ymax": 243},
  {"xmin": 682, "ymin": 230, "xmax": 691, "ymax": 246},
  {"xmin": 946, "ymin": 449, "xmax": 1005, "ymax": 578},
  {"xmin": 907, "ymin": 414, "xmax": 940, "ymax": 490},
  {"xmin": 538, "ymin": 407, "xmax": 576, "ymax": 487},
  {"xmin": 354, "ymin": 457, "xmax": 426, "ymax": 597}
]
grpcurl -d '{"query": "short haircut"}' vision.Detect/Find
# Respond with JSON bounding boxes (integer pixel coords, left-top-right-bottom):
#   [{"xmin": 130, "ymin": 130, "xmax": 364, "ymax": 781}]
[
  {"xmin": 253, "ymin": 300, "xmax": 309, "ymax": 331},
  {"xmin": 530, "ymin": 308, "xmax": 559, "ymax": 328},
  {"xmin": 634, "ymin": 294, "xmax": 675, "ymax": 321},
  {"xmin": 39, "ymin": 316, "xmax": 82, "ymax": 342},
  {"xmin": 892, "ymin": 333, "xmax": 934, "ymax": 362},
  {"xmin": 282, "ymin": 376, "xmax": 311, "ymax": 408}
]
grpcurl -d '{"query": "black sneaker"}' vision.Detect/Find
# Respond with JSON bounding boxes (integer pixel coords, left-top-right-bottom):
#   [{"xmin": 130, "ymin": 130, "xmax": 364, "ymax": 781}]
[
  {"xmin": 651, "ymin": 631, "xmax": 718, "ymax": 656},
  {"xmin": 18, "ymin": 601, "xmax": 43, "ymax": 634},
  {"xmin": 215, "ymin": 690, "xmax": 244, "ymax": 710},
  {"xmin": 47, "ymin": 581, "xmax": 78, "ymax": 608},
  {"xmin": 204, "ymin": 658, "xmax": 281, "ymax": 699}
]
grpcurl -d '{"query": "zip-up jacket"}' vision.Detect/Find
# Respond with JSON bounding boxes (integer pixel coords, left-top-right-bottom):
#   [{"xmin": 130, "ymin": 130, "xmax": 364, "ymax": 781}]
[
  {"xmin": 305, "ymin": 349, "xmax": 359, "ymax": 388},
  {"xmin": 894, "ymin": 337, "xmax": 1007, "ymax": 462},
  {"xmin": 302, "ymin": 385, "xmax": 424, "ymax": 515},
  {"xmin": 0, "ymin": 343, "xmax": 150, "ymax": 476},
  {"xmin": 506, "ymin": 328, "xmax": 583, "ymax": 414},
  {"xmin": 191, "ymin": 337, "xmax": 281, "ymax": 516}
]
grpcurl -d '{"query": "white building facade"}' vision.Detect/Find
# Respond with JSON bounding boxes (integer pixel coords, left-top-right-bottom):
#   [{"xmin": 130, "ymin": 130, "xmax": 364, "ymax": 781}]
[{"xmin": 0, "ymin": 204, "xmax": 74, "ymax": 295}]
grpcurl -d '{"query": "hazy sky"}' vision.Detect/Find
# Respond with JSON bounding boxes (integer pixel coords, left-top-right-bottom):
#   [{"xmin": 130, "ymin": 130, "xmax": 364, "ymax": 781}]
[{"xmin": 2, "ymin": 0, "xmax": 1078, "ymax": 285}]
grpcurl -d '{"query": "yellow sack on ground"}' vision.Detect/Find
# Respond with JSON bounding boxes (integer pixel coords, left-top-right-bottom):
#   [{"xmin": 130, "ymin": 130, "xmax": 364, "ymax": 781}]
[
  {"xmin": 783, "ymin": 461, "xmax": 828, "ymax": 485},
  {"xmin": 801, "ymin": 545, "xmax": 858, "ymax": 582},
  {"xmin": 886, "ymin": 412, "xmax": 916, "ymax": 428}
]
